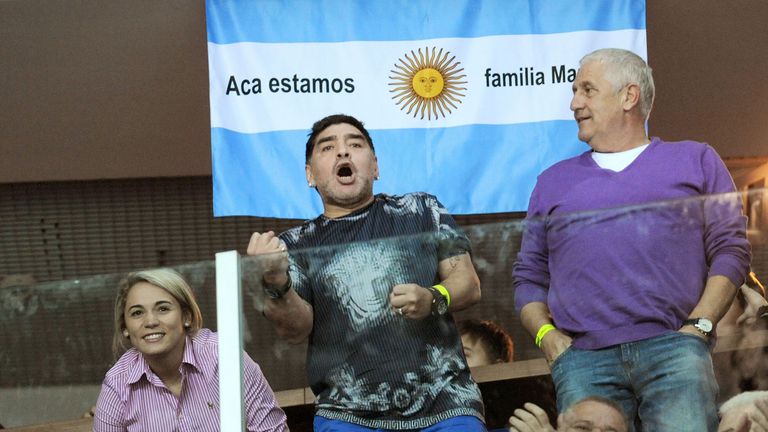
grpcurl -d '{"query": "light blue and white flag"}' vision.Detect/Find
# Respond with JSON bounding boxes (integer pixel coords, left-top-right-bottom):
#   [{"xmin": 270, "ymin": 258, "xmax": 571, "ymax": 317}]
[{"xmin": 206, "ymin": 0, "xmax": 646, "ymax": 218}]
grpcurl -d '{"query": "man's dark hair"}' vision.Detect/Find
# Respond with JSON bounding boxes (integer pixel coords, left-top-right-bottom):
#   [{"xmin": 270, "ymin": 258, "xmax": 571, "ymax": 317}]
[
  {"xmin": 457, "ymin": 319, "xmax": 514, "ymax": 363},
  {"xmin": 305, "ymin": 114, "xmax": 375, "ymax": 163}
]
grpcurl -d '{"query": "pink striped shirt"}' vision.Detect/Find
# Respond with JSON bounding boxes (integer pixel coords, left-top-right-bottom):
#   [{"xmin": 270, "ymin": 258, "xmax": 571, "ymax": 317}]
[{"xmin": 93, "ymin": 329, "xmax": 287, "ymax": 431}]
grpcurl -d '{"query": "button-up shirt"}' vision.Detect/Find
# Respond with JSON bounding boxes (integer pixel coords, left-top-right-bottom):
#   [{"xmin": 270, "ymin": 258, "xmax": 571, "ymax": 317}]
[{"xmin": 94, "ymin": 329, "xmax": 287, "ymax": 431}]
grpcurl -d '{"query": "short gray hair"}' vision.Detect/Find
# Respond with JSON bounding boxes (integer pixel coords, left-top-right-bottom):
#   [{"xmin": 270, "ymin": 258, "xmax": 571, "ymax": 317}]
[
  {"xmin": 567, "ymin": 396, "xmax": 629, "ymax": 431},
  {"xmin": 719, "ymin": 391, "xmax": 768, "ymax": 417},
  {"xmin": 580, "ymin": 48, "xmax": 655, "ymax": 120}
]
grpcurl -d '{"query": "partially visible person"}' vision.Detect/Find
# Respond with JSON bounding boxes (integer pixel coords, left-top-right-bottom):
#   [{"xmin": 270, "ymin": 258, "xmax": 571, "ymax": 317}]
[
  {"xmin": 458, "ymin": 319, "xmax": 514, "ymax": 367},
  {"xmin": 508, "ymin": 397, "xmax": 628, "ymax": 432},
  {"xmin": 458, "ymin": 320, "xmax": 515, "ymax": 431},
  {"xmin": 93, "ymin": 268, "xmax": 287, "ymax": 432},
  {"xmin": 715, "ymin": 271, "xmax": 768, "ymax": 400},
  {"xmin": 738, "ymin": 272, "xmax": 768, "ymax": 327},
  {"xmin": 508, "ymin": 402, "xmax": 555, "ymax": 432},
  {"xmin": 720, "ymin": 271, "xmax": 768, "ymax": 336},
  {"xmin": 557, "ymin": 397, "xmax": 628, "ymax": 432},
  {"xmin": 719, "ymin": 391, "xmax": 768, "ymax": 432}
]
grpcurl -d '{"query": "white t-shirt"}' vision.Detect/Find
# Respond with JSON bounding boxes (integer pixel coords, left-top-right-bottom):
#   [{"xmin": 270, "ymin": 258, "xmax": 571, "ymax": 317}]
[{"xmin": 591, "ymin": 143, "xmax": 649, "ymax": 172}]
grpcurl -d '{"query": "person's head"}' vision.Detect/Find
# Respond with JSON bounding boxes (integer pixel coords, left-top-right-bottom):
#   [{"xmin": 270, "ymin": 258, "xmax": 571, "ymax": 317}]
[
  {"xmin": 570, "ymin": 48, "xmax": 654, "ymax": 148},
  {"xmin": 304, "ymin": 114, "xmax": 379, "ymax": 217},
  {"xmin": 558, "ymin": 396, "xmax": 629, "ymax": 432},
  {"xmin": 718, "ymin": 391, "xmax": 768, "ymax": 432},
  {"xmin": 112, "ymin": 268, "xmax": 203, "ymax": 359},
  {"xmin": 458, "ymin": 319, "xmax": 514, "ymax": 367}
]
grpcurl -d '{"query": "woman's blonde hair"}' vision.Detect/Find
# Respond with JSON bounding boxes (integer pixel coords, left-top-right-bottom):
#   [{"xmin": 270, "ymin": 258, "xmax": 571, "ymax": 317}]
[{"xmin": 112, "ymin": 268, "xmax": 203, "ymax": 357}]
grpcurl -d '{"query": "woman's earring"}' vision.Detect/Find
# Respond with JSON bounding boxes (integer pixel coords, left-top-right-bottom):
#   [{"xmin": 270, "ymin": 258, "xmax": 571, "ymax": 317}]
[
  {"xmin": 184, "ymin": 322, "xmax": 191, "ymax": 328},
  {"xmin": 123, "ymin": 330, "xmax": 129, "ymax": 338}
]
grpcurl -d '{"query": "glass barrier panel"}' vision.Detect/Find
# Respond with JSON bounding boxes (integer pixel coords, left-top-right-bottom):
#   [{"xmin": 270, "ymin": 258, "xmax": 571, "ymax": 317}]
[
  {"xmin": 0, "ymin": 261, "xmax": 218, "ymax": 429},
  {"xmin": 1, "ymin": 188, "xmax": 766, "ymax": 432}
]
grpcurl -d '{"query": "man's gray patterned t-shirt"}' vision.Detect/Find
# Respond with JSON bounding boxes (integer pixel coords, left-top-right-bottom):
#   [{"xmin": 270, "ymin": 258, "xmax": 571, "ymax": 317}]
[{"xmin": 280, "ymin": 193, "xmax": 484, "ymax": 429}]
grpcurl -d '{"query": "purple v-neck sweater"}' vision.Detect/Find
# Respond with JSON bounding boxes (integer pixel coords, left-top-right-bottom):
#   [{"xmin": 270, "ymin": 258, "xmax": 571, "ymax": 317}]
[{"xmin": 513, "ymin": 138, "xmax": 750, "ymax": 349}]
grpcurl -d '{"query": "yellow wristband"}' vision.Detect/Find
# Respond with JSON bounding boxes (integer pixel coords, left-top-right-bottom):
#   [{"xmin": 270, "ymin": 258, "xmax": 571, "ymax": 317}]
[
  {"xmin": 535, "ymin": 324, "xmax": 556, "ymax": 347},
  {"xmin": 432, "ymin": 284, "xmax": 451, "ymax": 307}
]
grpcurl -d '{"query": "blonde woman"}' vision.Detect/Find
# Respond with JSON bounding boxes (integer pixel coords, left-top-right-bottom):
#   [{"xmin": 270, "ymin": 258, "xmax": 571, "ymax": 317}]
[{"xmin": 93, "ymin": 268, "xmax": 287, "ymax": 431}]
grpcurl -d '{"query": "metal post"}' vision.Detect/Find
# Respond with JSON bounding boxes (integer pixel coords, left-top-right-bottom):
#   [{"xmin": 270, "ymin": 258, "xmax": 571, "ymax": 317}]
[{"xmin": 216, "ymin": 250, "xmax": 245, "ymax": 431}]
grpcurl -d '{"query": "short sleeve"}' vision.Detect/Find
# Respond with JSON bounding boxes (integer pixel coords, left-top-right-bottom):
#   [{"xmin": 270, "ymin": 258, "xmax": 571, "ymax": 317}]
[{"xmin": 423, "ymin": 193, "xmax": 472, "ymax": 260}]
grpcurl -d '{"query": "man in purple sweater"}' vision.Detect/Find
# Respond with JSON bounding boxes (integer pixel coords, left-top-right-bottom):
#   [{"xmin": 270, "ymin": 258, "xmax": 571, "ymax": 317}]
[{"xmin": 513, "ymin": 48, "xmax": 751, "ymax": 431}]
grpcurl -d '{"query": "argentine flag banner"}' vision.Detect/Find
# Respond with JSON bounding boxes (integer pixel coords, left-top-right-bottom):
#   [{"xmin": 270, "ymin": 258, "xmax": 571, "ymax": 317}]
[{"xmin": 206, "ymin": 0, "xmax": 646, "ymax": 218}]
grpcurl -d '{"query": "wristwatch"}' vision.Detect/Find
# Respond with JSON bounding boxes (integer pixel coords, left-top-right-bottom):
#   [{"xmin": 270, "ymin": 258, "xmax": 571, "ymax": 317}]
[
  {"xmin": 682, "ymin": 318, "xmax": 714, "ymax": 337},
  {"xmin": 262, "ymin": 273, "xmax": 292, "ymax": 299},
  {"xmin": 424, "ymin": 285, "xmax": 449, "ymax": 316}
]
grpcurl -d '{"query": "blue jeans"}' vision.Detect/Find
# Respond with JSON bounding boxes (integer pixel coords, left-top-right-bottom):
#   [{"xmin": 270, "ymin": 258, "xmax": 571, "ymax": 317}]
[
  {"xmin": 550, "ymin": 331, "xmax": 718, "ymax": 432},
  {"xmin": 313, "ymin": 415, "xmax": 487, "ymax": 432}
]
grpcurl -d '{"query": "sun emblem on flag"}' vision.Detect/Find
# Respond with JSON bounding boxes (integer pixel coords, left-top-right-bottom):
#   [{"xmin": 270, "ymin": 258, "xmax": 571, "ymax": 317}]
[{"xmin": 389, "ymin": 47, "xmax": 467, "ymax": 120}]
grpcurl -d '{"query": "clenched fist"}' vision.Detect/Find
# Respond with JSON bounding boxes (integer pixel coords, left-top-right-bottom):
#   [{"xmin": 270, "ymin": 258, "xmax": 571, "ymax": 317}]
[{"xmin": 247, "ymin": 231, "xmax": 289, "ymax": 286}]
